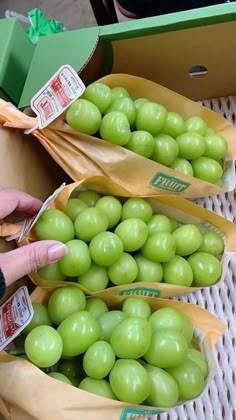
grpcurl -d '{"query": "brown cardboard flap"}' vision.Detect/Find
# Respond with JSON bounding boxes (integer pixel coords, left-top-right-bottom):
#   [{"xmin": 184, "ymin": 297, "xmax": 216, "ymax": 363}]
[{"xmin": 110, "ymin": 21, "xmax": 236, "ymax": 101}]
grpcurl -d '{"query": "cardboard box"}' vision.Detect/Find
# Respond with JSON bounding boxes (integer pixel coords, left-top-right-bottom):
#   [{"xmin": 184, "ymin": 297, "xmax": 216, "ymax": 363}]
[
  {"xmin": 0, "ymin": 19, "xmax": 34, "ymax": 105},
  {"xmin": 0, "ymin": 9, "xmax": 234, "ymax": 419},
  {"xmin": 16, "ymin": 2, "xmax": 236, "ymax": 107},
  {"xmin": 3, "ymin": 3, "xmax": 236, "ymax": 107}
]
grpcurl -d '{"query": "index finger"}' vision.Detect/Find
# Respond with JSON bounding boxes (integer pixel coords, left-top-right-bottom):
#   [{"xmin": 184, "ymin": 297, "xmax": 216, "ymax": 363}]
[{"xmin": 0, "ymin": 188, "xmax": 43, "ymax": 219}]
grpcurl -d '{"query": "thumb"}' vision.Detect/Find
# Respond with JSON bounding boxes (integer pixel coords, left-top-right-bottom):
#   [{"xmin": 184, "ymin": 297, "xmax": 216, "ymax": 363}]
[{"xmin": 0, "ymin": 241, "xmax": 67, "ymax": 287}]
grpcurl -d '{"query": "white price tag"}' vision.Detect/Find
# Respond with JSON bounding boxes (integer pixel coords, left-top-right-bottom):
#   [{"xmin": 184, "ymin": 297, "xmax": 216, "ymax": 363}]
[
  {"xmin": 26, "ymin": 65, "xmax": 85, "ymax": 133},
  {"xmin": 0, "ymin": 287, "xmax": 33, "ymax": 351}
]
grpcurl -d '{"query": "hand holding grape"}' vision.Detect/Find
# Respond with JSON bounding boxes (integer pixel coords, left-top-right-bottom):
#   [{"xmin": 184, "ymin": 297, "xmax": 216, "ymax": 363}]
[
  {"xmin": 34, "ymin": 191, "xmax": 224, "ymax": 290},
  {"xmin": 0, "ymin": 188, "xmax": 67, "ymax": 295}
]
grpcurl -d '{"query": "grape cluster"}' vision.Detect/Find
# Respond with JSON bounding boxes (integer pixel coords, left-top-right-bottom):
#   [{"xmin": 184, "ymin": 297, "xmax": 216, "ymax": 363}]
[
  {"xmin": 35, "ymin": 191, "xmax": 224, "ymax": 290},
  {"xmin": 13, "ymin": 291, "xmax": 209, "ymax": 407},
  {"xmin": 65, "ymin": 82, "xmax": 228, "ymax": 186}
]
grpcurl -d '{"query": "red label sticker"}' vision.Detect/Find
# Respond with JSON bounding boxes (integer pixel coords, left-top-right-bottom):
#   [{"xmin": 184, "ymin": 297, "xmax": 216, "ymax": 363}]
[
  {"xmin": 38, "ymin": 98, "xmax": 54, "ymax": 121},
  {"xmin": 0, "ymin": 287, "xmax": 33, "ymax": 351},
  {"xmin": 50, "ymin": 75, "xmax": 71, "ymax": 107},
  {"xmin": 2, "ymin": 300, "xmax": 19, "ymax": 338},
  {"xmin": 28, "ymin": 65, "xmax": 85, "ymax": 131}
]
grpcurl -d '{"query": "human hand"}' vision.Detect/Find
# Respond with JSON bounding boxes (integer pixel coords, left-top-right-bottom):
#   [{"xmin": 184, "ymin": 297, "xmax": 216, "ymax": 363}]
[{"xmin": 0, "ymin": 188, "xmax": 67, "ymax": 288}]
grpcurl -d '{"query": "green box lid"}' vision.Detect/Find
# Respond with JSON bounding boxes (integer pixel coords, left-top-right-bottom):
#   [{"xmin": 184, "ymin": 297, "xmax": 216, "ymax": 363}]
[
  {"xmin": 0, "ymin": 18, "xmax": 35, "ymax": 105},
  {"xmin": 19, "ymin": 26, "xmax": 99, "ymax": 108}
]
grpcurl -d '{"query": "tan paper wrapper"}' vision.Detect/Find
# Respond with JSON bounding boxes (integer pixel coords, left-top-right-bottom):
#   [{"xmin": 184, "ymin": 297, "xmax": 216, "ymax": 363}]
[
  {"xmin": 0, "ymin": 74, "xmax": 236, "ymax": 199},
  {"xmin": 1, "ymin": 176, "xmax": 236, "ymax": 298},
  {"xmin": 0, "ymin": 287, "xmax": 226, "ymax": 420}
]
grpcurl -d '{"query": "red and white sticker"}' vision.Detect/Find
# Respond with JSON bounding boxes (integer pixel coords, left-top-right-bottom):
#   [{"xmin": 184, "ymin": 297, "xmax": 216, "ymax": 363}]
[
  {"xmin": 0, "ymin": 287, "xmax": 33, "ymax": 351},
  {"xmin": 26, "ymin": 65, "xmax": 85, "ymax": 132}
]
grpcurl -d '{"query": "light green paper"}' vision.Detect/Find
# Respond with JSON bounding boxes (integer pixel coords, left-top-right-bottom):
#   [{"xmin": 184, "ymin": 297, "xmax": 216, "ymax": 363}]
[{"xmin": 26, "ymin": 8, "xmax": 64, "ymax": 44}]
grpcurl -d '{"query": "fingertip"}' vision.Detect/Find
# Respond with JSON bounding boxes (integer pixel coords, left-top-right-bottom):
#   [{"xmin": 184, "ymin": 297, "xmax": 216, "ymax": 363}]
[{"xmin": 48, "ymin": 243, "xmax": 68, "ymax": 263}]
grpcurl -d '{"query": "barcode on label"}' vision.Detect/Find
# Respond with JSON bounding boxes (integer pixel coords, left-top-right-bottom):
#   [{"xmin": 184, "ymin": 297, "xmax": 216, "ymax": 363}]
[{"xmin": 15, "ymin": 297, "xmax": 24, "ymax": 322}]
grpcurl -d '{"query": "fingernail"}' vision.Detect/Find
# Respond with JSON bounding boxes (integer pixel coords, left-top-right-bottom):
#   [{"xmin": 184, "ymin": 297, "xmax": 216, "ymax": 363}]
[{"xmin": 48, "ymin": 243, "xmax": 67, "ymax": 263}]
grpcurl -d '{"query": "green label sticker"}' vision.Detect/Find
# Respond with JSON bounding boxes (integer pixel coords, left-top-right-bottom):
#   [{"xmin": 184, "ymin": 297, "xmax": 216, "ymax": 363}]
[
  {"xmin": 120, "ymin": 408, "xmax": 163, "ymax": 420},
  {"xmin": 150, "ymin": 172, "xmax": 190, "ymax": 193},
  {"xmin": 198, "ymin": 220, "xmax": 225, "ymax": 238},
  {"xmin": 118, "ymin": 287, "xmax": 161, "ymax": 298}
]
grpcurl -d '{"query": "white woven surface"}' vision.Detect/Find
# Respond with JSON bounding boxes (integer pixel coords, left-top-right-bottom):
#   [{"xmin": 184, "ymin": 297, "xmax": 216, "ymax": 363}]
[{"xmin": 151, "ymin": 97, "xmax": 236, "ymax": 420}]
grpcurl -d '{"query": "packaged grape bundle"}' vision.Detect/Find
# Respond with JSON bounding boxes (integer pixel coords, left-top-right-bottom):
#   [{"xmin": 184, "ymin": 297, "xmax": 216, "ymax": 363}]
[
  {"xmin": 0, "ymin": 73, "xmax": 236, "ymax": 199},
  {"xmin": 2, "ymin": 176, "xmax": 236, "ymax": 298},
  {"xmin": 0, "ymin": 286, "xmax": 226, "ymax": 419}
]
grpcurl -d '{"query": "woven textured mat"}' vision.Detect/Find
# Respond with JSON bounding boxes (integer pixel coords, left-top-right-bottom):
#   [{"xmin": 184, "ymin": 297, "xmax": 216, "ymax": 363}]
[{"xmin": 151, "ymin": 97, "xmax": 236, "ymax": 420}]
